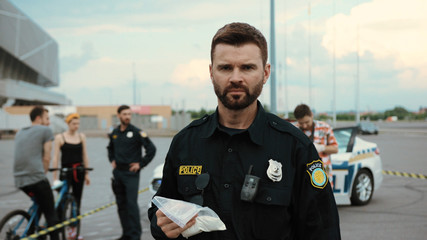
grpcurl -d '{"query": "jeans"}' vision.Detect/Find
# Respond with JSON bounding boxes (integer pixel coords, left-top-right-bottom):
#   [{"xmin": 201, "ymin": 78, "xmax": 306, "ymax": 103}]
[{"xmin": 21, "ymin": 178, "xmax": 60, "ymax": 240}]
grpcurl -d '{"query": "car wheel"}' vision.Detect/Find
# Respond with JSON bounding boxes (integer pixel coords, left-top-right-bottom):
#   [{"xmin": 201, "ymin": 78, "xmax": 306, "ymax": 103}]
[{"xmin": 350, "ymin": 169, "xmax": 374, "ymax": 206}]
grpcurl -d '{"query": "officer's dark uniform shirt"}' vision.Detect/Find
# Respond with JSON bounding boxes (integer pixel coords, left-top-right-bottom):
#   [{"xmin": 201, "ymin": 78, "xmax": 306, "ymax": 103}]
[
  {"xmin": 107, "ymin": 124, "xmax": 156, "ymax": 170},
  {"xmin": 148, "ymin": 102, "xmax": 341, "ymax": 240}
]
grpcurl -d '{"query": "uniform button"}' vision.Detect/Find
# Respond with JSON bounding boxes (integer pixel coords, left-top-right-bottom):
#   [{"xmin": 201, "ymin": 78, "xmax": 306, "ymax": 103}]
[
  {"xmin": 224, "ymin": 184, "xmax": 230, "ymax": 189},
  {"xmin": 228, "ymin": 148, "xmax": 232, "ymax": 152},
  {"xmin": 266, "ymin": 196, "xmax": 272, "ymax": 202}
]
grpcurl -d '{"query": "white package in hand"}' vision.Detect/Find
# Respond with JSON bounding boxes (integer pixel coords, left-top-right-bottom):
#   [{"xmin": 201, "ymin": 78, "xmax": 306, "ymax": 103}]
[
  {"xmin": 181, "ymin": 207, "xmax": 226, "ymax": 238},
  {"xmin": 152, "ymin": 196, "xmax": 199, "ymax": 228},
  {"xmin": 152, "ymin": 196, "xmax": 226, "ymax": 238}
]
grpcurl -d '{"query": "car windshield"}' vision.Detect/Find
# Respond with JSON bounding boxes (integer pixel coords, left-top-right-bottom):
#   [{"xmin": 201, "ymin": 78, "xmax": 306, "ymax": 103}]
[
  {"xmin": 333, "ymin": 128, "xmax": 353, "ymax": 153},
  {"xmin": 360, "ymin": 122, "xmax": 377, "ymax": 130}
]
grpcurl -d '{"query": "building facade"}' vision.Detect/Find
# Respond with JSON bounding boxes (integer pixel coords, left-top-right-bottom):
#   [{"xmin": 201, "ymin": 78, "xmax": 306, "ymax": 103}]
[{"xmin": 0, "ymin": 0, "xmax": 69, "ymax": 107}]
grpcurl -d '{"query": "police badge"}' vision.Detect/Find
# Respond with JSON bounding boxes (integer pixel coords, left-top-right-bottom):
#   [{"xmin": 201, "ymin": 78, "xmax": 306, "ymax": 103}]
[
  {"xmin": 126, "ymin": 131, "xmax": 133, "ymax": 138},
  {"xmin": 267, "ymin": 159, "xmax": 282, "ymax": 182},
  {"xmin": 306, "ymin": 159, "xmax": 328, "ymax": 189}
]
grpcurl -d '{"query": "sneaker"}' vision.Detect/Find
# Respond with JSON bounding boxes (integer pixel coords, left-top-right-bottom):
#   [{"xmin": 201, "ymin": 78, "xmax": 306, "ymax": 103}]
[
  {"xmin": 77, "ymin": 235, "xmax": 84, "ymax": 240},
  {"xmin": 67, "ymin": 226, "xmax": 77, "ymax": 240}
]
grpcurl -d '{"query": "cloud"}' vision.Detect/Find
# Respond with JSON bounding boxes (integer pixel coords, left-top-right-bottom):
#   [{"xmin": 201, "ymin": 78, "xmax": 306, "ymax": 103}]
[
  {"xmin": 322, "ymin": 0, "xmax": 427, "ymax": 88},
  {"xmin": 60, "ymin": 42, "xmax": 96, "ymax": 73},
  {"xmin": 49, "ymin": 24, "xmax": 168, "ymax": 37},
  {"xmin": 170, "ymin": 59, "xmax": 211, "ymax": 88},
  {"xmin": 61, "ymin": 57, "xmax": 133, "ymax": 89}
]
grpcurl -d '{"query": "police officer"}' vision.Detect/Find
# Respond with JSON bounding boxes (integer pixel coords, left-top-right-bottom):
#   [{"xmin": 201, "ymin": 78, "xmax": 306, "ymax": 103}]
[
  {"xmin": 108, "ymin": 105, "xmax": 156, "ymax": 240},
  {"xmin": 148, "ymin": 22, "xmax": 341, "ymax": 240}
]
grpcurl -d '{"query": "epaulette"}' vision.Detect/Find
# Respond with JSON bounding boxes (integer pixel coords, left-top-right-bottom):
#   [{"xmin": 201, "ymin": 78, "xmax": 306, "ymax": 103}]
[
  {"xmin": 130, "ymin": 124, "xmax": 141, "ymax": 133},
  {"xmin": 187, "ymin": 114, "xmax": 210, "ymax": 128},
  {"xmin": 266, "ymin": 113, "xmax": 311, "ymax": 146}
]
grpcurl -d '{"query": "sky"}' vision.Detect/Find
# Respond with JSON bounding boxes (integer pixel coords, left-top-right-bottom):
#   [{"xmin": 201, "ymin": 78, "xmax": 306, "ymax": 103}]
[{"xmin": 9, "ymin": 0, "xmax": 427, "ymax": 113}]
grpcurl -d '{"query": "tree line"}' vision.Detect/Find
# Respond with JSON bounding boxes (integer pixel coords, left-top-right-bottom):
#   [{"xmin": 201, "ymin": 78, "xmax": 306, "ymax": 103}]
[{"xmin": 178, "ymin": 106, "xmax": 426, "ymax": 121}]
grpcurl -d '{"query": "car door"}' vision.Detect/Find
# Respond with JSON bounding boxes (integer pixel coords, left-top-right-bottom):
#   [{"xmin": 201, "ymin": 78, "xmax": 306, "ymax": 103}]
[{"xmin": 330, "ymin": 127, "xmax": 358, "ymax": 205}]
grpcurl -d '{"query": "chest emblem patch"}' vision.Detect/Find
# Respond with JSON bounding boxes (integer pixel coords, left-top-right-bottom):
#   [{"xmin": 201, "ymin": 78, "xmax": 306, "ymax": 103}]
[
  {"xmin": 267, "ymin": 159, "xmax": 282, "ymax": 182},
  {"xmin": 179, "ymin": 165, "xmax": 202, "ymax": 175},
  {"xmin": 307, "ymin": 159, "xmax": 328, "ymax": 189},
  {"xmin": 126, "ymin": 131, "xmax": 133, "ymax": 138},
  {"xmin": 112, "ymin": 135, "xmax": 117, "ymax": 139}
]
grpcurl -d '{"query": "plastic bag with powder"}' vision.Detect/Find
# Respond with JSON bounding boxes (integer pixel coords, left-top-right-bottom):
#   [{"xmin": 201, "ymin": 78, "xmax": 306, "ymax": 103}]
[{"xmin": 152, "ymin": 196, "xmax": 226, "ymax": 238}]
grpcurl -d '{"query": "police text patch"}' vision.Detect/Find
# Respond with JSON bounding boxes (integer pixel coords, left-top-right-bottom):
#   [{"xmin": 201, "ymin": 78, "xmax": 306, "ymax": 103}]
[
  {"xmin": 306, "ymin": 160, "xmax": 328, "ymax": 189},
  {"xmin": 179, "ymin": 165, "xmax": 202, "ymax": 175}
]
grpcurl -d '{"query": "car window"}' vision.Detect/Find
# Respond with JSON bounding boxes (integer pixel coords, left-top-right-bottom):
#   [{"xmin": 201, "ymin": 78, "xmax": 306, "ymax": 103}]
[{"xmin": 333, "ymin": 128, "xmax": 353, "ymax": 153}]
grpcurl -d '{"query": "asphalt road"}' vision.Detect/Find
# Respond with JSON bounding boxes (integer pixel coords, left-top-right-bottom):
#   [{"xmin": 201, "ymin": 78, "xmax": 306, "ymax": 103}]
[{"xmin": 0, "ymin": 122, "xmax": 426, "ymax": 240}]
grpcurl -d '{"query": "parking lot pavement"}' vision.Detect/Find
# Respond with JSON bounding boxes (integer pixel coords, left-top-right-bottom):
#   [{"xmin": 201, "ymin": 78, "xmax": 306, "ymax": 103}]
[{"xmin": 1, "ymin": 126, "xmax": 427, "ymax": 239}]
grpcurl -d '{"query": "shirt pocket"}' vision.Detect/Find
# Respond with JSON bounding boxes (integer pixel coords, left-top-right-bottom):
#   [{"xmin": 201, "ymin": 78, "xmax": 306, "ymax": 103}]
[
  {"xmin": 254, "ymin": 181, "xmax": 292, "ymax": 206},
  {"xmin": 250, "ymin": 182, "xmax": 293, "ymax": 239}
]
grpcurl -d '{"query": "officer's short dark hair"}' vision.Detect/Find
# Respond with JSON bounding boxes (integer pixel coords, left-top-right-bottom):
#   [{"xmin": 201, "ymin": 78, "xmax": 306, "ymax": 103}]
[
  {"xmin": 211, "ymin": 22, "xmax": 268, "ymax": 67},
  {"xmin": 30, "ymin": 105, "xmax": 48, "ymax": 122},
  {"xmin": 117, "ymin": 105, "xmax": 130, "ymax": 114},
  {"xmin": 294, "ymin": 104, "xmax": 312, "ymax": 120}
]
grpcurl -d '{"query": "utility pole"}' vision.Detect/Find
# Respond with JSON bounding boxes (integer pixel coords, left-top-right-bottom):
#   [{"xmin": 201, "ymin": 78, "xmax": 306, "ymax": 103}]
[
  {"xmin": 132, "ymin": 62, "xmax": 136, "ymax": 105},
  {"xmin": 355, "ymin": 0, "xmax": 360, "ymax": 123},
  {"xmin": 284, "ymin": 0, "xmax": 289, "ymax": 119},
  {"xmin": 332, "ymin": 0, "xmax": 337, "ymax": 127},
  {"xmin": 308, "ymin": 1, "xmax": 312, "ymax": 108},
  {"xmin": 270, "ymin": 0, "xmax": 277, "ymax": 114}
]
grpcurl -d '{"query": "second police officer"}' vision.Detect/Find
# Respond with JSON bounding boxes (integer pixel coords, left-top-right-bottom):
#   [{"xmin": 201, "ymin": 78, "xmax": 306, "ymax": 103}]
[{"xmin": 108, "ymin": 105, "xmax": 156, "ymax": 240}]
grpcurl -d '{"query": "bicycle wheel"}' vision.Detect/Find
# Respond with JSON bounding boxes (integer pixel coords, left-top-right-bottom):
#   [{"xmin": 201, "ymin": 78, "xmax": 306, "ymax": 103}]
[
  {"xmin": 60, "ymin": 195, "xmax": 80, "ymax": 240},
  {"xmin": 0, "ymin": 209, "xmax": 34, "ymax": 240}
]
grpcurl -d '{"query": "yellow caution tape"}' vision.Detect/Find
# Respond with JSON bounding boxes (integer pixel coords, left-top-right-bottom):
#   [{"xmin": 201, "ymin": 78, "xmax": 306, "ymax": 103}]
[
  {"xmin": 21, "ymin": 187, "xmax": 149, "ymax": 240},
  {"xmin": 383, "ymin": 170, "xmax": 426, "ymax": 180}
]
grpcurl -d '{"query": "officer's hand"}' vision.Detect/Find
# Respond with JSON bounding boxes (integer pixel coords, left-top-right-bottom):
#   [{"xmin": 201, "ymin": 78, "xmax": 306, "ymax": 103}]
[
  {"xmin": 129, "ymin": 162, "xmax": 140, "ymax": 172},
  {"xmin": 156, "ymin": 209, "xmax": 197, "ymax": 238},
  {"xmin": 111, "ymin": 160, "xmax": 117, "ymax": 169}
]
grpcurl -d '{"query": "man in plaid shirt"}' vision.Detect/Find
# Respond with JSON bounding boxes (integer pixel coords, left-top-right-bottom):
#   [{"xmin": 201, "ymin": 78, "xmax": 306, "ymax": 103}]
[{"xmin": 293, "ymin": 104, "xmax": 338, "ymax": 185}]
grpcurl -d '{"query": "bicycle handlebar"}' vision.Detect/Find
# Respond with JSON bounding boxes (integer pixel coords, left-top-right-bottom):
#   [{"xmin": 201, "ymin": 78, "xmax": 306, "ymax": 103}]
[{"xmin": 48, "ymin": 167, "xmax": 94, "ymax": 172}]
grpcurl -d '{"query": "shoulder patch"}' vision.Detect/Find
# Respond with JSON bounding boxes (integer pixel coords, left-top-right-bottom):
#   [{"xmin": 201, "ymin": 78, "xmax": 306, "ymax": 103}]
[
  {"xmin": 140, "ymin": 131, "xmax": 148, "ymax": 138},
  {"xmin": 306, "ymin": 159, "xmax": 328, "ymax": 189}
]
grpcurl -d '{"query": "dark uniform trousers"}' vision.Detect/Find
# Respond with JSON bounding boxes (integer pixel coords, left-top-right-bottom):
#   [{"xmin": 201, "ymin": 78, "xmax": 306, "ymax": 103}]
[{"xmin": 112, "ymin": 168, "xmax": 141, "ymax": 240}]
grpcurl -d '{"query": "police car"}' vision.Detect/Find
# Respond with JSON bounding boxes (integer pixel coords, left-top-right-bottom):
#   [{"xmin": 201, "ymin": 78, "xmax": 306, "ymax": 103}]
[
  {"xmin": 149, "ymin": 126, "xmax": 383, "ymax": 206},
  {"xmin": 149, "ymin": 164, "xmax": 164, "ymax": 196},
  {"xmin": 331, "ymin": 126, "xmax": 383, "ymax": 205}
]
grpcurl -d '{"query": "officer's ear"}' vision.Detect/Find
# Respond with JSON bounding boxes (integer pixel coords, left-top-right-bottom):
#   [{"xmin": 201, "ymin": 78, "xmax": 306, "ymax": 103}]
[{"xmin": 209, "ymin": 64, "xmax": 213, "ymax": 83}]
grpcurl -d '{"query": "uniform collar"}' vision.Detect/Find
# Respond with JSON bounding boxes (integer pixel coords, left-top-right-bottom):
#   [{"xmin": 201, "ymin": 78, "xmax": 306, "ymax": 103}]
[
  {"xmin": 202, "ymin": 101, "xmax": 265, "ymax": 146},
  {"xmin": 117, "ymin": 124, "xmax": 132, "ymax": 133}
]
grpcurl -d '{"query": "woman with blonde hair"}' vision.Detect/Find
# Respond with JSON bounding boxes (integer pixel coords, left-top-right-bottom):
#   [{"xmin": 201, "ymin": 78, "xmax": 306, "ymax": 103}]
[{"xmin": 52, "ymin": 113, "xmax": 90, "ymax": 240}]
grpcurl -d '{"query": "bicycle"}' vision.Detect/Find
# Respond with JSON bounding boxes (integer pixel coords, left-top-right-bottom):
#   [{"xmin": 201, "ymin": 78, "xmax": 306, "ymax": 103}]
[{"xmin": 0, "ymin": 167, "xmax": 93, "ymax": 240}]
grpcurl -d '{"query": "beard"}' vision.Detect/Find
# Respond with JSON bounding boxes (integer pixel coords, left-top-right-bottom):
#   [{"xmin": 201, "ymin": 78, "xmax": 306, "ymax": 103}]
[
  {"xmin": 120, "ymin": 117, "xmax": 130, "ymax": 126},
  {"xmin": 213, "ymin": 77, "xmax": 264, "ymax": 110}
]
